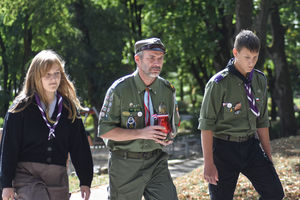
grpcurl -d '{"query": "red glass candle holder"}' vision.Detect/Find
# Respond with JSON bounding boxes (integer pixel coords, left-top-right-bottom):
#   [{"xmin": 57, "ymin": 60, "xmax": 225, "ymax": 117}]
[{"xmin": 153, "ymin": 114, "xmax": 172, "ymax": 140}]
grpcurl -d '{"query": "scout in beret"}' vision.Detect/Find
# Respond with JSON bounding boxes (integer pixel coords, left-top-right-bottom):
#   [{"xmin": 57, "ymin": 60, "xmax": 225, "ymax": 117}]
[{"xmin": 98, "ymin": 38, "xmax": 180, "ymax": 200}]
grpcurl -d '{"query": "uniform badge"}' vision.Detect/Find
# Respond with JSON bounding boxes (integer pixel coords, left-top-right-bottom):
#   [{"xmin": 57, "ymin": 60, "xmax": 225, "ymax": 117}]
[
  {"xmin": 122, "ymin": 111, "xmax": 130, "ymax": 117},
  {"xmin": 235, "ymin": 110, "xmax": 241, "ymax": 114},
  {"xmin": 137, "ymin": 111, "xmax": 143, "ymax": 117},
  {"xmin": 234, "ymin": 103, "xmax": 241, "ymax": 111},
  {"xmin": 223, "ymin": 102, "xmax": 233, "ymax": 112},
  {"xmin": 234, "ymin": 102, "xmax": 242, "ymax": 114},
  {"xmin": 127, "ymin": 117, "xmax": 136, "ymax": 129},
  {"xmin": 109, "ymin": 94, "xmax": 114, "ymax": 101},
  {"xmin": 100, "ymin": 112, "xmax": 105, "ymax": 118},
  {"xmin": 158, "ymin": 102, "xmax": 167, "ymax": 114}
]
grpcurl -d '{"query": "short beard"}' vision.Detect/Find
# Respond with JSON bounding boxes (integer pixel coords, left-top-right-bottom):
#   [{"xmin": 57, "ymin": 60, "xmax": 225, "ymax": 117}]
[{"xmin": 149, "ymin": 72, "xmax": 159, "ymax": 78}]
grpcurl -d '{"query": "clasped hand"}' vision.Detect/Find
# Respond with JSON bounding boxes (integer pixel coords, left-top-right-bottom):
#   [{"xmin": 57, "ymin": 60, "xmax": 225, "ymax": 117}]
[
  {"xmin": 141, "ymin": 125, "xmax": 173, "ymax": 146},
  {"xmin": 2, "ymin": 188, "xmax": 15, "ymax": 200}
]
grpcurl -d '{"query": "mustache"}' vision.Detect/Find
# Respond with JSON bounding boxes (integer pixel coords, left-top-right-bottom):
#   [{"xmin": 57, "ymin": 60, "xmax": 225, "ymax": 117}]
[{"xmin": 151, "ymin": 66, "xmax": 161, "ymax": 70}]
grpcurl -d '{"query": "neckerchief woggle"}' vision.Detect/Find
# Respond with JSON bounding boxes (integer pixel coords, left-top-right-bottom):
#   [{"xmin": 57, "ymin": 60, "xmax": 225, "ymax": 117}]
[{"xmin": 35, "ymin": 93, "xmax": 63, "ymax": 140}]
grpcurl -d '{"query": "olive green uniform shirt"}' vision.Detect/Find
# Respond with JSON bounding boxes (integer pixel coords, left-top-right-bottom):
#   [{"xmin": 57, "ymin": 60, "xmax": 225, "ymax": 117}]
[
  {"xmin": 98, "ymin": 70, "xmax": 180, "ymax": 152},
  {"xmin": 198, "ymin": 68, "xmax": 269, "ymax": 137}
]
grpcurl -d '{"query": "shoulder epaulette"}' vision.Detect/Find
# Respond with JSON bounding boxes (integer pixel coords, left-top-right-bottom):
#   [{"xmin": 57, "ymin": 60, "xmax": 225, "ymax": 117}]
[
  {"xmin": 158, "ymin": 76, "xmax": 175, "ymax": 92},
  {"xmin": 110, "ymin": 73, "xmax": 134, "ymax": 89},
  {"xmin": 254, "ymin": 69, "xmax": 266, "ymax": 77},
  {"xmin": 212, "ymin": 68, "xmax": 229, "ymax": 83}
]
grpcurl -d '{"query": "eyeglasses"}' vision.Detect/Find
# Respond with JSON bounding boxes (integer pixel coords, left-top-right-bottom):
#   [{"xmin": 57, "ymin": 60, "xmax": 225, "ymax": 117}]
[
  {"xmin": 136, "ymin": 44, "xmax": 166, "ymax": 54},
  {"xmin": 43, "ymin": 71, "xmax": 61, "ymax": 80}
]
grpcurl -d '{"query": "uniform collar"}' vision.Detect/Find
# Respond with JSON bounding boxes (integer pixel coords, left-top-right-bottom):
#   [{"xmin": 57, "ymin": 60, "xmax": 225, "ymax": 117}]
[
  {"xmin": 133, "ymin": 70, "xmax": 158, "ymax": 95},
  {"xmin": 227, "ymin": 58, "xmax": 251, "ymax": 84}
]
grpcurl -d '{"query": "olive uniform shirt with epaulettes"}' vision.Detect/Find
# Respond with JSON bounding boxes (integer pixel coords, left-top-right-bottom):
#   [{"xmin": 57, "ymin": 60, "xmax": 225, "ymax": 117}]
[
  {"xmin": 198, "ymin": 67, "xmax": 269, "ymax": 137},
  {"xmin": 98, "ymin": 70, "xmax": 180, "ymax": 152}
]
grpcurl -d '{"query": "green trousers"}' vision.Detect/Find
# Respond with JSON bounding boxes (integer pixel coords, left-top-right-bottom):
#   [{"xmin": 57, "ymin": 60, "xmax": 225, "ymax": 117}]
[{"xmin": 108, "ymin": 151, "xmax": 178, "ymax": 200}]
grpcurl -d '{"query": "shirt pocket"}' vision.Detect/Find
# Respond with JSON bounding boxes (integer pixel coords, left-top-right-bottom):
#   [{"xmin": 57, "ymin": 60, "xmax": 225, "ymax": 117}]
[
  {"xmin": 221, "ymin": 100, "xmax": 245, "ymax": 120},
  {"xmin": 120, "ymin": 107, "xmax": 144, "ymax": 129}
]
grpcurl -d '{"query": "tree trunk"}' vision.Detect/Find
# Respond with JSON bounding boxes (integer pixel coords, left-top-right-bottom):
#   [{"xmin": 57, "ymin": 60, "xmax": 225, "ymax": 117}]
[
  {"xmin": 179, "ymin": 70, "xmax": 184, "ymax": 101},
  {"xmin": 254, "ymin": 0, "xmax": 271, "ymax": 71},
  {"xmin": 213, "ymin": 13, "xmax": 233, "ymax": 72},
  {"xmin": 266, "ymin": 67, "xmax": 277, "ymax": 121},
  {"xmin": 269, "ymin": 4, "xmax": 297, "ymax": 137},
  {"xmin": 189, "ymin": 60, "xmax": 206, "ymax": 94},
  {"xmin": 254, "ymin": 0, "xmax": 279, "ymax": 121},
  {"xmin": 20, "ymin": 14, "xmax": 33, "ymax": 91},
  {"xmin": 122, "ymin": 0, "xmax": 143, "ymax": 56},
  {"xmin": 235, "ymin": 0, "xmax": 253, "ymax": 33},
  {"xmin": 203, "ymin": 4, "xmax": 234, "ymax": 72},
  {"xmin": 0, "ymin": 33, "xmax": 10, "ymax": 116}
]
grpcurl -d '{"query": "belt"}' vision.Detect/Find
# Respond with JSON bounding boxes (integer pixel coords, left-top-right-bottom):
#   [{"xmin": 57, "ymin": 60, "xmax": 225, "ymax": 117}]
[
  {"xmin": 112, "ymin": 149, "xmax": 162, "ymax": 160},
  {"xmin": 214, "ymin": 134, "xmax": 255, "ymax": 142}
]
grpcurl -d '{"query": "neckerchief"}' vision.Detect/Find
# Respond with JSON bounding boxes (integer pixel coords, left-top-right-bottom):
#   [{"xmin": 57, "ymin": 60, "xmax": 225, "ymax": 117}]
[
  {"xmin": 144, "ymin": 87, "xmax": 154, "ymax": 126},
  {"xmin": 35, "ymin": 93, "xmax": 63, "ymax": 140},
  {"xmin": 227, "ymin": 58, "xmax": 260, "ymax": 117}
]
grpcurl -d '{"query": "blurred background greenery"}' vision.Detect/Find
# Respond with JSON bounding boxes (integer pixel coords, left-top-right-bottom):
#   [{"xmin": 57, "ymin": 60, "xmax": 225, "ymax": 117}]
[{"xmin": 0, "ymin": 0, "xmax": 300, "ymax": 141}]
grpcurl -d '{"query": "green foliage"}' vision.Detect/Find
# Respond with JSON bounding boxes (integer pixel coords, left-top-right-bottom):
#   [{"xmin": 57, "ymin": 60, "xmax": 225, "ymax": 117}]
[
  {"xmin": 0, "ymin": 0, "xmax": 76, "ymax": 116},
  {"xmin": 0, "ymin": 117, "xmax": 3, "ymax": 127},
  {"xmin": 60, "ymin": 0, "xmax": 131, "ymax": 109},
  {"xmin": 0, "ymin": 0, "xmax": 299, "ymax": 136}
]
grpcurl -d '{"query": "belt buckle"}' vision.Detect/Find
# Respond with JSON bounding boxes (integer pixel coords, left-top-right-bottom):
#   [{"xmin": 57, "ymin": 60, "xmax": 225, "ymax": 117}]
[
  {"xmin": 142, "ymin": 152, "xmax": 147, "ymax": 159},
  {"xmin": 144, "ymin": 151, "xmax": 153, "ymax": 159},
  {"xmin": 226, "ymin": 135, "xmax": 231, "ymax": 141},
  {"xmin": 238, "ymin": 136, "xmax": 242, "ymax": 142},
  {"xmin": 239, "ymin": 135, "xmax": 247, "ymax": 142}
]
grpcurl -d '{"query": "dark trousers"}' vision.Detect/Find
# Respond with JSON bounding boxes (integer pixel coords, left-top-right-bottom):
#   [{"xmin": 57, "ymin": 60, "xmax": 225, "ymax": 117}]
[{"xmin": 209, "ymin": 137, "xmax": 284, "ymax": 200}]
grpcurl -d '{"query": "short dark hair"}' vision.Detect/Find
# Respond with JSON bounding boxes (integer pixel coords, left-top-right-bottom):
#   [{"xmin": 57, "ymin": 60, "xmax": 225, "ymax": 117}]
[{"xmin": 234, "ymin": 30, "xmax": 260, "ymax": 52}]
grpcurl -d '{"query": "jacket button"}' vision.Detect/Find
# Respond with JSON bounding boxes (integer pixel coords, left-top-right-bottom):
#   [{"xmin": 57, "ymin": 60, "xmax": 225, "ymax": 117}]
[{"xmin": 47, "ymin": 147, "xmax": 52, "ymax": 152}]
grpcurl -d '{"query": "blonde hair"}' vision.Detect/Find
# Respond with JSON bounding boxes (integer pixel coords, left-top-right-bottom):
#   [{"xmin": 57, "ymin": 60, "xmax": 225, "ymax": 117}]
[{"xmin": 10, "ymin": 50, "xmax": 82, "ymax": 122}]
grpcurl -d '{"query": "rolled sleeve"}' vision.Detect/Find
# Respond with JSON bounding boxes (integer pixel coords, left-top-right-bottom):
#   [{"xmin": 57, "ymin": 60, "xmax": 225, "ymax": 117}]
[
  {"xmin": 198, "ymin": 118, "xmax": 216, "ymax": 130},
  {"xmin": 198, "ymin": 81, "xmax": 223, "ymax": 131}
]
